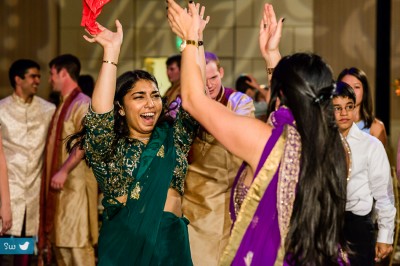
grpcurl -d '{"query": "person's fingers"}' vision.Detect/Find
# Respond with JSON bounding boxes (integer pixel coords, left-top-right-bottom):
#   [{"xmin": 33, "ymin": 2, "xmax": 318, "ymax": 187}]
[
  {"xmin": 274, "ymin": 17, "xmax": 284, "ymax": 38},
  {"xmin": 259, "ymin": 16, "xmax": 267, "ymax": 34},
  {"xmin": 84, "ymin": 28, "xmax": 94, "ymax": 36},
  {"xmin": 204, "ymin": 15, "xmax": 210, "ymax": 24},
  {"xmin": 115, "ymin": 19, "xmax": 123, "ymax": 34},
  {"xmin": 195, "ymin": 3, "xmax": 200, "ymax": 15},
  {"xmin": 187, "ymin": 1, "xmax": 198, "ymax": 18},
  {"xmin": 83, "ymin": 35, "xmax": 96, "ymax": 43},
  {"xmin": 268, "ymin": 4, "xmax": 277, "ymax": 26},
  {"xmin": 260, "ymin": 4, "xmax": 269, "ymax": 32},
  {"xmin": 167, "ymin": 0, "xmax": 182, "ymax": 15},
  {"xmin": 167, "ymin": 2, "xmax": 181, "ymax": 19},
  {"xmin": 200, "ymin": 5, "xmax": 205, "ymax": 18}
]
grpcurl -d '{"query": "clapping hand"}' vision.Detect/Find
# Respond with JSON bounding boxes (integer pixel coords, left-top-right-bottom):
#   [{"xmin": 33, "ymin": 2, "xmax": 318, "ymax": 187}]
[{"xmin": 167, "ymin": 0, "xmax": 208, "ymax": 41}]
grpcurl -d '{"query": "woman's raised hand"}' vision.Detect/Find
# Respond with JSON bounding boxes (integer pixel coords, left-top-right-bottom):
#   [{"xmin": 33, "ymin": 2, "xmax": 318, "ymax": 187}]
[
  {"xmin": 197, "ymin": 3, "xmax": 210, "ymax": 38},
  {"xmin": 83, "ymin": 20, "xmax": 123, "ymax": 51},
  {"xmin": 259, "ymin": 4, "xmax": 283, "ymax": 66},
  {"xmin": 167, "ymin": 0, "xmax": 200, "ymax": 41}
]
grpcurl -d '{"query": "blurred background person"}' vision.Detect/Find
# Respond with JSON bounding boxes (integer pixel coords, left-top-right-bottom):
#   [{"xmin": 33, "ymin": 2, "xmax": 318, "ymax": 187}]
[
  {"xmin": 235, "ymin": 73, "xmax": 269, "ymax": 122},
  {"xmin": 182, "ymin": 51, "xmax": 254, "ymax": 266},
  {"xmin": 338, "ymin": 67, "xmax": 387, "ymax": 147},
  {"xmin": 0, "ymin": 59, "xmax": 55, "ymax": 266}
]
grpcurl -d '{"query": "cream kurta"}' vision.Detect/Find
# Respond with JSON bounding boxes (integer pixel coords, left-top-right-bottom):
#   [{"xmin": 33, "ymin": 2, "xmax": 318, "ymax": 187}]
[
  {"xmin": 182, "ymin": 91, "xmax": 254, "ymax": 266},
  {"xmin": 44, "ymin": 92, "xmax": 98, "ymax": 247},
  {"xmin": 0, "ymin": 94, "xmax": 55, "ymax": 236}
]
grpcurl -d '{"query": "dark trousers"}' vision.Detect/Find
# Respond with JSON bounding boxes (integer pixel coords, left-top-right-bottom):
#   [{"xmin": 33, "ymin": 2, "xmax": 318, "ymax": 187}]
[{"xmin": 344, "ymin": 211, "xmax": 375, "ymax": 266}]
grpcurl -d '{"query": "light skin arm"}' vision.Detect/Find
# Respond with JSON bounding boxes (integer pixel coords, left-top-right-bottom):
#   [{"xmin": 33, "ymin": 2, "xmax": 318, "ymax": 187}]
[
  {"xmin": 83, "ymin": 20, "xmax": 123, "ymax": 113},
  {"xmin": 0, "ymin": 132, "xmax": 12, "ymax": 235},
  {"xmin": 370, "ymin": 118, "xmax": 387, "ymax": 147},
  {"xmin": 196, "ymin": 4, "xmax": 210, "ymax": 94},
  {"xmin": 168, "ymin": 3, "xmax": 209, "ymax": 96},
  {"xmin": 167, "ymin": 0, "xmax": 274, "ymax": 171},
  {"xmin": 197, "ymin": 5, "xmax": 209, "ymax": 95},
  {"xmin": 51, "ymin": 147, "xmax": 85, "ymax": 190}
]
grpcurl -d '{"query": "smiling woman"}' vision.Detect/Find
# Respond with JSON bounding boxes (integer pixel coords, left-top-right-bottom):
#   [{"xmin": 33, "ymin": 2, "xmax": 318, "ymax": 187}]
[{"xmin": 65, "ymin": 19, "xmax": 199, "ymax": 265}]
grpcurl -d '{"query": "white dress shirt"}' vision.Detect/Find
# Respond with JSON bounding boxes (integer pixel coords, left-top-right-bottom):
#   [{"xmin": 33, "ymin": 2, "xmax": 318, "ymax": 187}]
[{"xmin": 346, "ymin": 123, "xmax": 396, "ymax": 244}]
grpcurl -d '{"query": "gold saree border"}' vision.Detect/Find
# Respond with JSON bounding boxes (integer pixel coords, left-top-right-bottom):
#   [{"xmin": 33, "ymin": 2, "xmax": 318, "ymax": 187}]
[{"xmin": 219, "ymin": 133, "xmax": 286, "ymax": 265}]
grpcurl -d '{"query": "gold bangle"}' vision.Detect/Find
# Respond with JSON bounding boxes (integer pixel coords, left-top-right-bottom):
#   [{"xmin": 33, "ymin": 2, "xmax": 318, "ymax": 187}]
[
  {"xmin": 102, "ymin": 60, "xmax": 118, "ymax": 67},
  {"xmin": 266, "ymin": 67, "xmax": 274, "ymax": 75}
]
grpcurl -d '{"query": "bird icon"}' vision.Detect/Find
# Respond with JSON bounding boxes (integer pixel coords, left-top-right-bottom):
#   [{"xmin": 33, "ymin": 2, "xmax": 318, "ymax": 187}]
[{"xmin": 19, "ymin": 241, "xmax": 30, "ymax": 251}]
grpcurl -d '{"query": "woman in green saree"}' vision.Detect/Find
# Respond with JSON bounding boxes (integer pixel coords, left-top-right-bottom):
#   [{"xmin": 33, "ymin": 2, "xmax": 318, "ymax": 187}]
[{"xmin": 72, "ymin": 19, "xmax": 200, "ymax": 265}]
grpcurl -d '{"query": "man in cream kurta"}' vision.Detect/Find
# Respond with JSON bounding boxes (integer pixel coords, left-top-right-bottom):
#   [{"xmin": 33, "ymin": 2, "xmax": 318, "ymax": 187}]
[
  {"xmin": 39, "ymin": 54, "xmax": 98, "ymax": 266},
  {"xmin": 182, "ymin": 52, "xmax": 255, "ymax": 266},
  {"xmin": 0, "ymin": 59, "xmax": 55, "ymax": 265}
]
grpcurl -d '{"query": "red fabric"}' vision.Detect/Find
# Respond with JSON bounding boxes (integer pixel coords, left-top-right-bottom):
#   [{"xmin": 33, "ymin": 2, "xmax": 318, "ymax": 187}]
[{"xmin": 81, "ymin": 0, "xmax": 112, "ymax": 35}]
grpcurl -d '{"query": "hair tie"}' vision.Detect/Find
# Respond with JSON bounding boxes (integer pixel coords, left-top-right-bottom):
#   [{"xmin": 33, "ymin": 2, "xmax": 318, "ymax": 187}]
[{"xmin": 313, "ymin": 83, "xmax": 336, "ymax": 104}]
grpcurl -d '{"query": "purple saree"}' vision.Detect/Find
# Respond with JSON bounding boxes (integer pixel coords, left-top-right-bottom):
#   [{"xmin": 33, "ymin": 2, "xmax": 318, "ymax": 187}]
[
  {"xmin": 222, "ymin": 106, "xmax": 299, "ymax": 265},
  {"xmin": 223, "ymin": 106, "xmax": 349, "ymax": 266}
]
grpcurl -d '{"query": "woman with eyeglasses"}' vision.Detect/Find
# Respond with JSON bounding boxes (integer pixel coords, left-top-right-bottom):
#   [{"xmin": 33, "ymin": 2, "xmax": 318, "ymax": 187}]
[{"xmin": 338, "ymin": 67, "xmax": 387, "ymax": 146}]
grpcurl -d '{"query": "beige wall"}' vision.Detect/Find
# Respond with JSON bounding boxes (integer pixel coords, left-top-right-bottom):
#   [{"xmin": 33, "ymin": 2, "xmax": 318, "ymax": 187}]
[
  {"xmin": 58, "ymin": 0, "xmax": 313, "ymax": 90},
  {"xmin": 314, "ymin": 0, "xmax": 400, "ymax": 162},
  {"xmin": 0, "ymin": 0, "xmax": 57, "ymax": 99}
]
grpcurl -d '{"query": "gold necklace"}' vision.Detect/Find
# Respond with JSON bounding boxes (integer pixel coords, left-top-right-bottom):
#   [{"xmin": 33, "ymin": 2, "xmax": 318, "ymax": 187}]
[{"xmin": 340, "ymin": 133, "xmax": 352, "ymax": 181}]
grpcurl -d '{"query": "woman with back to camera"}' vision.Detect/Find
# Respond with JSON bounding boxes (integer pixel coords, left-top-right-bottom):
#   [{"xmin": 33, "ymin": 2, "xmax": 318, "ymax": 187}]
[
  {"xmin": 338, "ymin": 67, "xmax": 387, "ymax": 146},
  {"xmin": 167, "ymin": 1, "xmax": 349, "ymax": 265}
]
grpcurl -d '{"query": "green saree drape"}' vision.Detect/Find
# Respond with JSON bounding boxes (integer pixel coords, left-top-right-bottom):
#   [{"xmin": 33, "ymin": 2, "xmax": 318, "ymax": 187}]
[{"xmin": 84, "ymin": 108, "xmax": 197, "ymax": 266}]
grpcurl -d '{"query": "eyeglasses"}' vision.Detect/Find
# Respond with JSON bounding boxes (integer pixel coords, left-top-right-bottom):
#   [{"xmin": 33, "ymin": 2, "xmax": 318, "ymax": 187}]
[{"xmin": 333, "ymin": 104, "xmax": 355, "ymax": 113}]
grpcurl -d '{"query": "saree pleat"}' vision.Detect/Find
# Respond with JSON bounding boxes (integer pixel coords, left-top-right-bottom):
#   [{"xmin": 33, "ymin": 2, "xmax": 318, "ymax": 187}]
[{"xmin": 98, "ymin": 124, "xmax": 191, "ymax": 265}]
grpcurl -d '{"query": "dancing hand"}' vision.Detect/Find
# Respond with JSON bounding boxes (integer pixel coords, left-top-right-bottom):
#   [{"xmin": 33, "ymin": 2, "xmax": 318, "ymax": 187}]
[
  {"xmin": 83, "ymin": 20, "xmax": 123, "ymax": 52},
  {"xmin": 196, "ymin": 3, "xmax": 210, "ymax": 38},
  {"xmin": 167, "ymin": 0, "xmax": 200, "ymax": 41},
  {"xmin": 259, "ymin": 4, "xmax": 284, "ymax": 64}
]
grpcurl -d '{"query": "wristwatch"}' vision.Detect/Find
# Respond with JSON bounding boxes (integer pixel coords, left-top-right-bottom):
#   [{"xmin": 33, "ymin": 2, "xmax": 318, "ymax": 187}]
[{"xmin": 180, "ymin": 40, "xmax": 198, "ymax": 52}]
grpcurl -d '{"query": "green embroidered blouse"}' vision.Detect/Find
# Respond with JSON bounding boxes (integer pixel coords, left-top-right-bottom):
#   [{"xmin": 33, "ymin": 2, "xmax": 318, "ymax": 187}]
[{"xmin": 84, "ymin": 107, "xmax": 198, "ymax": 200}]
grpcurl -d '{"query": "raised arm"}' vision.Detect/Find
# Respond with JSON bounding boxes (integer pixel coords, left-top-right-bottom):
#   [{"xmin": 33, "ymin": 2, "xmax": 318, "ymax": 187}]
[
  {"xmin": 259, "ymin": 4, "xmax": 284, "ymax": 83},
  {"xmin": 197, "ymin": 4, "xmax": 209, "ymax": 92},
  {"xmin": 167, "ymin": 0, "xmax": 272, "ymax": 171},
  {"xmin": 83, "ymin": 20, "xmax": 123, "ymax": 113}
]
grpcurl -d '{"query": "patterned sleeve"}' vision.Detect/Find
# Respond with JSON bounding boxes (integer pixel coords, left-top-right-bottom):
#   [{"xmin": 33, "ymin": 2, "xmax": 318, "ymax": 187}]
[
  {"xmin": 169, "ymin": 108, "xmax": 199, "ymax": 194},
  {"xmin": 83, "ymin": 107, "xmax": 116, "ymax": 167},
  {"xmin": 173, "ymin": 108, "xmax": 199, "ymax": 155}
]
